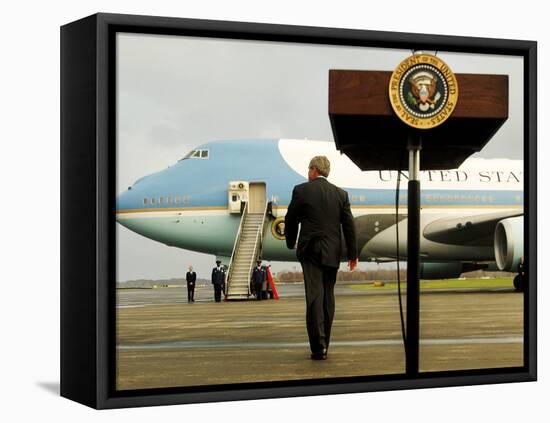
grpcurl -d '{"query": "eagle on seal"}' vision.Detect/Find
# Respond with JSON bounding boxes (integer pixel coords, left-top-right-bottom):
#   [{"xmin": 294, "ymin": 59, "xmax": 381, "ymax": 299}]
[{"xmin": 408, "ymin": 71, "xmax": 440, "ymax": 111}]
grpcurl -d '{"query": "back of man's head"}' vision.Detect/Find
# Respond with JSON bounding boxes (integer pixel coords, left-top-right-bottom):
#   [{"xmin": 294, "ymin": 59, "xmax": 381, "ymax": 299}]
[{"xmin": 308, "ymin": 156, "xmax": 330, "ymax": 178}]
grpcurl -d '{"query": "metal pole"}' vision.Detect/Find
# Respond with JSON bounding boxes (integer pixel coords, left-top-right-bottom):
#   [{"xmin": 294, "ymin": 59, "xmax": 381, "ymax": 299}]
[{"xmin": 406, "ymin": 136, "xmax": 421, "ymax": 375}]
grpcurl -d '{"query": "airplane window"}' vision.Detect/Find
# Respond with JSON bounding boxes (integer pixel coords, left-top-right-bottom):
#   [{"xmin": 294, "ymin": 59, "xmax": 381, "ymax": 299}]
[
  {"xmin": 151, "ymin": 198, "xmax": 156, "ymax": 204},
  {"xmin": 179, "ymin": 150, "xmax": 196, "ymax": 161},
  {"xmin": 143, "ymin": 198, "xmax": 148, "ymax": 205},
  {"xmin": 179, "ymin": 149, "xmax": 210, "ymax": 161},
  {"xmin": 175, "ymin": 196, "xmax": 181, "ymax": 204}
]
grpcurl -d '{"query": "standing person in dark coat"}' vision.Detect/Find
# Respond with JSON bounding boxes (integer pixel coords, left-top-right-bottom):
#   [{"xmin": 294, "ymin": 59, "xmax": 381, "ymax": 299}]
[
  {"xmin": 211, "ymin": 260, "xmax": 226, "ymax": 302},
  {"xmin": 285, "ymin": 156, "xmax": 358, "ymax": 360},
  {"xmin": 515, "ymin": 256, "xmax": 526, "ymax": 292},
  {"xmin": 251, "ymin": 260, "xmax": 266, "ymax": 301},
  {"xmin": 222, "ymin": 265, "xmax": 227, "ymax": 296},
  {"xmin": 186, "ymin": 265, "xmax": 196, "ymax": 302}
]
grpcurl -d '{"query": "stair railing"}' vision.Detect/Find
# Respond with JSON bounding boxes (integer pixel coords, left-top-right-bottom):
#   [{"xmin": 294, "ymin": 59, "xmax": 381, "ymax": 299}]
[{"xmin": 226, "ymin": 201, "xmax": 248, "ymax": 297}]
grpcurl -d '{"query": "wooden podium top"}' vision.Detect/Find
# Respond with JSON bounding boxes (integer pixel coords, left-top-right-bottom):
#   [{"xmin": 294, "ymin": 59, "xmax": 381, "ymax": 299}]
[{"xmin": 329, "ymin": 70, "xmax": 508, "ymax": 170}]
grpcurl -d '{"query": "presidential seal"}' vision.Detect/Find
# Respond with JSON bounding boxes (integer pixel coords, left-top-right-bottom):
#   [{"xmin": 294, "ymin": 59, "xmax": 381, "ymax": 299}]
[
  {"xmin": 271, "ymin": 217, "xmax": 286, "ymax": 240},
  {"xmin": 389, "ymin": 53, "xmax": 458, "ymax": 129}
]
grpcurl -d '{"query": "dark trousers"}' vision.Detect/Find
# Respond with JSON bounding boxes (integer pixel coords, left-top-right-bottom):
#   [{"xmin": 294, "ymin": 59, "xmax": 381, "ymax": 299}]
[
  {"xmin": 255, "ymin": 282, "xmax": 263, "ymax": 300},
  {"xmin": 187, "ymin": 285, "xmax": 195, "ymax": 302},
  {"xmin": 300, "ymin": 259, "xmax": 338, "ymax": 354},
  {"xmin": 213, "ymin": 284, "xmax": 223, "ymax": 302}
]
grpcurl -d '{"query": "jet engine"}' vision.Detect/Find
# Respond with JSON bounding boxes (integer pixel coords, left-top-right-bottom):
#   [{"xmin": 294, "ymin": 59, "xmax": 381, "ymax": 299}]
[{"xmin": 494, "ymin": 216, "xmax": 524, "ymax": 271}]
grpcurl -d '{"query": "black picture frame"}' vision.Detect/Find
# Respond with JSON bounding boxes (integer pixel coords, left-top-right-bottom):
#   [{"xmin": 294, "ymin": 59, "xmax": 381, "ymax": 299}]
[{"xmin": 60, "ymin": 12, "xmax": 537, "ymax": 409}]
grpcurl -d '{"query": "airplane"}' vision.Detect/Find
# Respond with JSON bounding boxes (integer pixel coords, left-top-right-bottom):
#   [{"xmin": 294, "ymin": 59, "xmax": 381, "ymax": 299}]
[{"xmin": 116, "ymin": 138, "xmax": 524, "ymax": 283}]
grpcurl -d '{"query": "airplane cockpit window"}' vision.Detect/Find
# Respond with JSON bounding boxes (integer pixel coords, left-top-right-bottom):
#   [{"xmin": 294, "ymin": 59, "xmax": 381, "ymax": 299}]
[{"xmin": 179, "ymin": 149, "xmax": 209, "ymax": 161}]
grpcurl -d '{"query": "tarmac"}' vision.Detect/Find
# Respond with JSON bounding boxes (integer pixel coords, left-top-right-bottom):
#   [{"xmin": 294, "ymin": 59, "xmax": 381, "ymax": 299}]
[{"xmin": 116, "ymin": 282, "xmax": 524, "ymax": 390}]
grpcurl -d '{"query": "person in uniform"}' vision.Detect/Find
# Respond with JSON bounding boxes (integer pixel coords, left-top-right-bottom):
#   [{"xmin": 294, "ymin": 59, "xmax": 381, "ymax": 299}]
[
  {"xmin": 515, "ymin": 256, "xmax": 526, "ymax": 292},
  {"xmin": 222, "ymin": 264, "xmax": 227, "ymax": 296},
  {"xmin": 211, "ymin": 260, "xmax": 226, "ymax": 302},
  {"xmin": 265, "ymin": 264, "xmax": 274, "ymax": 299},
  {"xmin": 251, "ymin": 260, "xmax": 266, "ymax": 301},
  {"xmin": 261, "ymin": 264, "xmax": 269, "ymax": 300},
  {"xmin": 186, "ymin": 265, "xmax": 196, "ymax": 302},
  {"xmin": 285, "ymin": 156, "xmax": 358, "ymax": 360}
]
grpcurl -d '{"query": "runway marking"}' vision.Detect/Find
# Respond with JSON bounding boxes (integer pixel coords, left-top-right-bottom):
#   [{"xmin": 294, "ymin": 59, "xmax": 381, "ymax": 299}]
[
  {"xmin": 115, "ymin": 288, "xmax": 517, "ymax": 308},
  {"xmin": 116, "ymin": 299, "xmax": 212, "ymax": 308},
  {"xmin": 117, "ymin": 336, "xmax": 523, "ymax": 350}
]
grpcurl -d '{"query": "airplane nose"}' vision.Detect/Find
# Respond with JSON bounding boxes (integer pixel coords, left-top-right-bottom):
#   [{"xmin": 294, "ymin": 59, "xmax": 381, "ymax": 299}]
[
  {"xmin": 115, "ymin": 186, "xmax": 152, "ymax": 237},
  {"xmin": 116, "ymin": 185, "xmax": 144, "ymax": 222},
  {"xmin": 115, "ymin": 175, "xmax": 178, "ymax": 246},
  {"xmin": 116, "ymin": 190, "xmax": 129, "ymax": 225},
  {"xmin": 117, "ymin": 170, "xmax": 162, "ymax": 216}
]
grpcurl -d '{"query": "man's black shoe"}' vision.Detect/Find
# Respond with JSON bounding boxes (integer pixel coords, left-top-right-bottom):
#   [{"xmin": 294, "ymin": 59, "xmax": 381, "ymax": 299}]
[{"xmin": 310, "ymin": 349, "xmax": 327, "ymax": 360}]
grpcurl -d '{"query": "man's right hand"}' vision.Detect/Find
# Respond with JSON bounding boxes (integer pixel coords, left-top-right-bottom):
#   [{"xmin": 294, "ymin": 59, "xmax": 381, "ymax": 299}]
[{"xmin": 348, "ymin": 258, "xmax": 358, "ymax": 271}]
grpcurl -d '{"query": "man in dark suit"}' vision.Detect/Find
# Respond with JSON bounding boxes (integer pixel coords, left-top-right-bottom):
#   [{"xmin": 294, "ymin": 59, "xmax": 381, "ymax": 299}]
[
  {"xmin": 251, "ymin": 260, "xmax": 267, "ymax": 301},
  {"xmin": 186, "ymin": 265, "xmax": 197, "ymax": 302},
  {"xmin": 285, "ymin": 156, "xmax": 358, "ymax": 360},
  {"xmin": 211, "ymin": 260, "xmax": 226, "ymax": 302},
  {"xmin": 515, "ymin": 256, "xmax": 526, "ymax": 292}
]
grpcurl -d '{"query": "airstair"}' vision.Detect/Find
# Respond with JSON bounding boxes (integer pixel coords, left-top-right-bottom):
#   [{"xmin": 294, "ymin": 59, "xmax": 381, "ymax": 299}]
[{"xmin": 225, "ymin": 201, "xmax": 267, "ymax": 300}]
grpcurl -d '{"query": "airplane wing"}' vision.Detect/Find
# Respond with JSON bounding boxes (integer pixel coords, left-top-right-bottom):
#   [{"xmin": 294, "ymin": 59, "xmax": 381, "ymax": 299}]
[{"xmin": 423, "ymin": 210, "xmax": 523, "ymax": 246}]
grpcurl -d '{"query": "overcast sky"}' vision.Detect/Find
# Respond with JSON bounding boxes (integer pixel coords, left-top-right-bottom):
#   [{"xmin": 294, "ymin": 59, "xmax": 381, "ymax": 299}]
[{"xmin": 116, "ymin": 32, "xmax": 523, "ymax": 282}]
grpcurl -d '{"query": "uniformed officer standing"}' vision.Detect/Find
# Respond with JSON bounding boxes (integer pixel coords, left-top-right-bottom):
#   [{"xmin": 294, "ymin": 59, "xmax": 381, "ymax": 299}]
[
  {"xmin": 186, "ymin": 265, "xmax": 196, "ymax": 302},
  {"xmin": 515, "ymin": 256, "xmax": 526, "ymax": 292},
  {"xmin": 251, "ymin": 260, "xmax": 266, "ymax": 301},
  {"xmin": 211, "ymin": 260, "xmax": 226, "ymax": 302}
]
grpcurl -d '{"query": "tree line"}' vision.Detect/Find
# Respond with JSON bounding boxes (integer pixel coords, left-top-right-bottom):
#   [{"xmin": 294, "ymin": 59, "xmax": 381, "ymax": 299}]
[{"xmin": 274, "ymin": 268, "xmax": 514, "ymax": 283}]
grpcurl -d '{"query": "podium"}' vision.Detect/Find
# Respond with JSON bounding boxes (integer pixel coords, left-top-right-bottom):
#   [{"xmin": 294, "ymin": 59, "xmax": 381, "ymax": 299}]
[{"xmin": 329, "ymin": 70, "xmax": 508, "ymax": 171}]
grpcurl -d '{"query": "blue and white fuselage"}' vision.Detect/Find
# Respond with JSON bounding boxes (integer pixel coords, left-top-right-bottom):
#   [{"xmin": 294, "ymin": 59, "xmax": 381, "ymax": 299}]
[{"xmin": 116, "ymin": 139, "xmax": 523, "ymax": 273}]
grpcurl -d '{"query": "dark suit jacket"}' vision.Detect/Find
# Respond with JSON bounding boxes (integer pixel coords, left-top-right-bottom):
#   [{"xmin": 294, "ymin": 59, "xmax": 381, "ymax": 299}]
[
  {"xmin": 517, "ymin": 262, "xmax": 526, "ymax": 276},
  {"xmin": 285, "ymin": 177, "xmax": 357, "ymax": 268},
  {"xmin": 252, "ymin": 266, "xmax": 266, "ymax": 285},
  {"xmin": 211, "ymin": 267, "xmax": 225, "ymax": 285},
  {"xmin": 186, "ymin": 271, "xmax": 196, "ymax": 285}
]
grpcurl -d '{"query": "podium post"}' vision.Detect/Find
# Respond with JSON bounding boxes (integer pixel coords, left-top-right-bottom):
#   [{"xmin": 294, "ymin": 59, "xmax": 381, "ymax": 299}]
[{"xmin": 406, "ymin": 138, "xmax": 421, "ymax": 374}]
